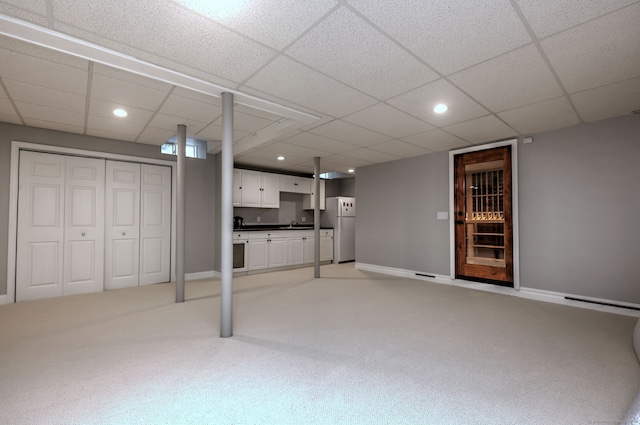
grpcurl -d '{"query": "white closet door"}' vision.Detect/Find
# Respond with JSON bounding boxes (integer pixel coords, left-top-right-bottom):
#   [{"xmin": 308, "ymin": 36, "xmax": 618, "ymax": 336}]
[
  {"xmin": 63, "ymin": 156, "xmax": 105, "ymax": 296},
  {"xmin": 105, "ymin": 161, "xmax": 140, "ymax": 290},
  {"xmin": 139, "ymin": 164, "xmax": 171, "ymax": 286},
  {"xmin": 16, "ymin": 151, "xmax": 66, "ymax": 301}
]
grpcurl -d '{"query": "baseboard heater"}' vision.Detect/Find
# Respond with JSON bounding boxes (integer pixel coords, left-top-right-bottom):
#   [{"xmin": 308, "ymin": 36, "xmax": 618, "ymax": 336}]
[
  {"xmin": 415, "ymin": 273, "xmax": 436, "ymax": 279},
  {"xmin": 565, "ymin": 296, "xmax": 640, "ymax": 311}
]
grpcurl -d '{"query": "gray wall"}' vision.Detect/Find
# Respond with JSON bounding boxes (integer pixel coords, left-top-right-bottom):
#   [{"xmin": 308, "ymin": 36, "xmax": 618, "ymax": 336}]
[
  {"xmin": 0, "ymin": 122, "xmax": 217, "ymax": 296},
  {"xmin": 356, "ymin": 115, "xmax": 640, "ymax": 304},
  {"xmin": 356, "ymin": 151, "xmax": 450, "ymax": 275}
]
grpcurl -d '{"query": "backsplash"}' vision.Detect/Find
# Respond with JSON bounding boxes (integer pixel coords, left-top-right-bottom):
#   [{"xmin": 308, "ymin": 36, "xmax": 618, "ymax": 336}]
[{"xmin": 234, "ymin": 192, "xmax": 315, "ymax": 225}]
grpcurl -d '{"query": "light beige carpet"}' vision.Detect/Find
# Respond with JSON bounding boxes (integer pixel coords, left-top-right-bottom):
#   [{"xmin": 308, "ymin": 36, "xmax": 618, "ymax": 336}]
[{"xmin": 1, "ymin": 264, "xmax": 637, "ymax": 424}]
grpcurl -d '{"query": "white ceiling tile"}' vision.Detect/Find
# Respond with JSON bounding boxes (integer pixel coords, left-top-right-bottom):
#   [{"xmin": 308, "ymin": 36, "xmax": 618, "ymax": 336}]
[
  {"xmin": 16, "ymin": 101, "xmax": 84, "ymax": 127},
  {"xmin": 242, "ymin": 148, "xmax": 306, "ymax": 165},
  {"xmin": 281, "ymin": 132, "xmax": 360, "ymax": 154},
  {"xmin": 369, "ymin": 139, "xmax": 432, "ymax": 158},
  {"xmin": 449, "ymin": 44, "xmax": 563, "ymax": 112},
  {"xmin": 341, "ymin": 147, "xmax": 402, "ymax": 163},
  {"xmin": 444, "ymin": 115, "xmax": 518, "ymax": 144},
  {"xmin": 87, "ymin": 114, "xmax": 145, "ymax": 139},
  {"xmin": 342, "ymin": 103, "xmax": 433, "ymax": 138},
  {"xmin": 234, "ymin": 104, "xmax": 283, "ymax": 122},
  {"xmin": 286, "ymin": 7, "xmax": 438, "ymax": 100},
  {"xmin": 0, "ymin": 96, "xmax": 17, "ymax": 115},
  {"xmin": 89, "ymin": 98, "xmax": 154, "ymax": 126},
  {"xmin": 541, "ymin": 3, "xmax": 640, "ymax": 93},
  {"xmin": 0, "ymin": 35, "xmax": 88, "ymax": 69},
  {"xmin": 235, "ymin": 155, "xmax": 287, "ymax": 170},
  {"xmin": 0, "ymin": 48, "xmax": 88, "ymax": 95},
  {"xmin": 92, "ymin": 63, "xmax": 174, "ymax": 91},
  {"xmin": 90, "ymin": 74, "xmax": 170, "ymax": 111},
  {"xmin": 243, "ymin": 56, "xmax": 378, "ymax": 117},
  {"xmin": 320, "ymin": 153, "xmax": 374, "ymax": 168},
  {"xmin": 51, "ymin": 0, "xmax": 276, "ymax": 83},
  {"xmin": 0, "ymin": 3, "xmax": 48, "ymax": 26},
  {"xmin": 0, "ymin": 0, "xmax": 47, "ymax": 14},
  {"xmin": 212, "ymin": 111, "xmax": 274, "ymax": 133},
  {"xmin": 137, "ymin": 126, "xmax": 176, "ymax": 145},
  {"xmin": 174, "ymin": 0, "xmax": 338, "ymax": 50},
  {"xmin": 147, "ymin": 113, "xmax": 207, "ymax": 134},
  {"xmin": 21, "ymin": 117, "xmax": 83, "ymax": 134},
  {"xmin": 348, "ymin": 0, "xmax": 531, "ymax": 74},
  {"xmin": 388, "ymin": 79, "xmax": 489, "ymax": 127},
  {"xmin": 3, "ymin": 79, "xmax": 85, "ymax": 113},
  {"xmin": 262, "ymin": 141, "xmax": 333, "ymax": 158},
  {"xmin": 402, "ymin": 129, "xmax": 471, "ymax": 152},
  {"xmin": 498, "ymin": 97, "xmax": 580, "ymax": 134},
  {"xmin": 159, "ymin": 93, "xmax": 221, "ymax": 124},
  {"xmin": 86, "ymin": 127, "xmax": 138, "ymax": 143},
  {"xmin": 195, "ymin": 122, "xmax": 251, "ymax": 141},
  {"xmin": 516, "ymin": 0, "xmax": 637, "ymax": 38},
  {"xmin": 308, "ymin": 119, "xmax": 391, "ymax": 147},
  {"xmin": 571, "ymin": 77, "xmax": 640, "ymax": 123},
  {"xmin": 0, "ymin": 112, "xmax": 23, "ymax": 125}
]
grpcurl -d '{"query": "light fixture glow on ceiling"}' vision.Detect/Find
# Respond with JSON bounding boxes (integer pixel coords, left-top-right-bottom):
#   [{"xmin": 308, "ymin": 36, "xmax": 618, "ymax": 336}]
[
  {"xmin": 113, "ymin": 108, "xmax": 128, "ymax": 117},
  {"xmin": 433, "ymin": 104, "xmax": 448, "ymax": 114},
  {"xmin": 277, "ymin": 155, "xmax": 285, "ymax": 161},
  {"xmin": 348, "ymin": 169, "xmax": 355, "ymax": 173}
]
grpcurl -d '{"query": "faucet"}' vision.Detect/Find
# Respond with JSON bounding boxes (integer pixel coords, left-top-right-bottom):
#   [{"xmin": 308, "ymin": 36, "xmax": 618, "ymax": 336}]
[{"xmin": 290, "ymin": 219, "xmax": 297, "ymax": 228}]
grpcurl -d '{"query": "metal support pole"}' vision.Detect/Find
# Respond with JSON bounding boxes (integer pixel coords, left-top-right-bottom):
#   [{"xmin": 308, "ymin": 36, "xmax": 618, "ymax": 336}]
[
  {"xmin": 220, "ymin": 92, "xmax": 234, "ymax": 338},
  {"xmin": 176, "ymin": 124, "xmax": 186, "ymax": 303},
  {"xmin": 314, "ymin": 157, "xmax": 320, "ymax": 278}
]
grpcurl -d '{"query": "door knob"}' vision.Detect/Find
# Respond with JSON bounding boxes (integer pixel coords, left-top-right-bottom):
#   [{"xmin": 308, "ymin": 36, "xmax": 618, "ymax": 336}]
[
  {"xmin": 122, "ymin": 232, "xmax": 126, "ymax": 236},
  {"xmin": 81, "ymin": 232, "xmax": 86, "ymax": 236}
]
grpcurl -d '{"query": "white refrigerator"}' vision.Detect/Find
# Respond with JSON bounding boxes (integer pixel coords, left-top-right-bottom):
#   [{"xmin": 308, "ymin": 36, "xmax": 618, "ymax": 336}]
[{"xmin": 321, "ymin": 197, "xmax": 356, "ymax": 263}]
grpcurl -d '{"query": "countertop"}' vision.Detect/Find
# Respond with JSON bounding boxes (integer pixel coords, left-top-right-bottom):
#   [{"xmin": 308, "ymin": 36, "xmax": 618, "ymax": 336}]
[{"xmin": 233, "ymin": 224, "xmax": 332, "ymax": 231}]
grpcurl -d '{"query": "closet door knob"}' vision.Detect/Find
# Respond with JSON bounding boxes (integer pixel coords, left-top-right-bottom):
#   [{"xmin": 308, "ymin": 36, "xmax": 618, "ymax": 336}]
[
  {"xmin": 81, "ymin": 232, "xmax": 86, "ymax": 237},
  {"xmin": 122, "ymin": 232, "xmax": 126, "ymax": 236}
]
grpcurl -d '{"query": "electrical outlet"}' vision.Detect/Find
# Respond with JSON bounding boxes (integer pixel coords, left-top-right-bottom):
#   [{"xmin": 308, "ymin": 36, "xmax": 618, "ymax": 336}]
[
  {"xmin": 437, "ymin": 212, "xmax": 448, "ymax": 220},
  {"xmin": 301, "ymin": 217, "xmax": 306, "ymax": 222},
  {"xmin": 257, "ymin": 216, "xmax": 261, "ymax": 223}
]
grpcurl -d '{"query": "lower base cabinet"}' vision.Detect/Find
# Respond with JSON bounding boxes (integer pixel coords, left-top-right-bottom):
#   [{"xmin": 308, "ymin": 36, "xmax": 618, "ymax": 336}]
[{"xmin": 247, "ymin": 230, "xmax": 333, "ymax": 272}]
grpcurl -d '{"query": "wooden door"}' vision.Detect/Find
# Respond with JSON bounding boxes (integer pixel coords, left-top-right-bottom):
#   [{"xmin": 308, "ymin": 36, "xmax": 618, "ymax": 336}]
[
  {"xmin": 16, "ymin": 151, "xmax": 66, "ymax": 301},
  {"xmin": 63, "ymin": 156, "xmax": 105, "ymax": 296},
  {"xmin": 105, "ymin": 161, "xmax": 140, "ymax": 290},
  {"xmin": 454, "ymin": 146, "xmax": 513, "ymax": 285},
  {"xmin": 139, "ymin": 164, "xmax": 171, "ymax": 286}
]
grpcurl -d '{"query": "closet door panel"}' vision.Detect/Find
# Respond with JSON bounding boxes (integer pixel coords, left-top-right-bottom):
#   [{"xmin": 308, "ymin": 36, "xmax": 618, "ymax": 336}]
[
  {"xmin": 139, "ymin": 164, "xmax": 171, "ymax": 285},
  {"xmin": 16, "ymin": 151, "xmax": 65, "ymax": 301},
  {"xmin": 63, "ymin": 156, "xmax": 105, "ymax": 296},
  {"xmin": 105, "ymin": 161, "xmax": 140, "ymax": 290}
]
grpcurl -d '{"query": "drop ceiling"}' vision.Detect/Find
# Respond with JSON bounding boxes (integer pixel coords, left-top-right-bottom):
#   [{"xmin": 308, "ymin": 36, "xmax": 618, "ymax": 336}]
[{"xmin": 1, "ymin": 0, "xmax": 639, "ymax": 175}]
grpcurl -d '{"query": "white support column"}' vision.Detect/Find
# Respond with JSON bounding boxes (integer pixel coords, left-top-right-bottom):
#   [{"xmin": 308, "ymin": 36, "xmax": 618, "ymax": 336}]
[
  {"xmin": 220, "ymin": 92, "xmax": 234, "ymax": 338},
  {"xmin": 176, "ymin": 124, "xmax": 186, "ymax": 303},
  {"xmin": 314, "ymin": 157, "xmax": 320, "ymax": 278}
]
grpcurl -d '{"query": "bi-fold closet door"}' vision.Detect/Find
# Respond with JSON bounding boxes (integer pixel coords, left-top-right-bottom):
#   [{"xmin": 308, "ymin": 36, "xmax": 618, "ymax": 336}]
[
  {"xmin": 16, "ymin": 152, "xmax": 171, "ymax": 302},
  {"xmin": 105, "ymin": 161, "xmax": 171, "ymax": 290}
]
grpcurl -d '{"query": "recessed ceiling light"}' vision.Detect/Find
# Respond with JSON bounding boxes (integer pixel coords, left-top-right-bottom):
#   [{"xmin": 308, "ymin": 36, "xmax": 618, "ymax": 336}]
[
  {"xmin": 113, "ymin": 108, "xmax": 128, "ymax": 117},
  {"xmin": 433, "ymin": 104, "xmax": 448, "ymax": 114},
  {"xmin": 277, "ymin": 155, "xmax": 285, "ymax": 161},
  {"xmin": 348, "ymin": 169, "xmax": 355, "ymax": 173}
]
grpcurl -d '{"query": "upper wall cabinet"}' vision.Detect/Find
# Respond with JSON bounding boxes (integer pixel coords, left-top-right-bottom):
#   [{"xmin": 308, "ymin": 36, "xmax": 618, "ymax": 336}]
[
  {"xmin": 303, "ymin": 179, "xmax": 326, "ymax": 210},
  {"xmin": 278, "ymin": 175, "xmax": 311, "ymax": 194},
  {"xmin": 234, "ymin": 169, "xmax": 279, "ymax": 208}
]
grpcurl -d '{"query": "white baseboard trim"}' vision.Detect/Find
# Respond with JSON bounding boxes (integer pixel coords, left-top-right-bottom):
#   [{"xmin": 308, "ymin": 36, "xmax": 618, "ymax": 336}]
[
  {"xmin": 0, "ymin": 294, "xmax": 8, "ymax": 305},
  {"xmin": 185, "ymin": 271, "xmax": 220, "ymax": 281},
  {"xmin": 355, "ymin": 262, "xmax": 640, "ymax": 318}
]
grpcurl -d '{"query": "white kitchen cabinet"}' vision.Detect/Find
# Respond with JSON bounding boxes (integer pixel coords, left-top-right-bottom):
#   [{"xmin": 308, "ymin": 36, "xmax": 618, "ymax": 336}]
[
  {"xmin": 279, "ymin": 175, "xmax": 311, "ymax": 194},
  {"xmin": 235, "ymin": 169, "xmax": 280, "ymax": 208},
  {"xmin": 248, "ymin": 238, "xmax": 269, "ymax": 270},
  {"xmin": 233, "ymin": 168, "xmax": 242, "ymax": 206},
  {"xmin": 303, "ymin": 236, "xmax": 315, "ymax": 263},
  {"xmin": 320, "ymin": 229, "xmax": 334, "ymax": 262},
  {"xmin": 268, "ymin": 236, "xmax": 287, "ymax": 268},
  {"xmin": 288, "ymin": 237, "xmax": 305, "ymax": 265},
  {"xmin": 303, "ymin": 179, "xmax": 326, "ymax": 210}
]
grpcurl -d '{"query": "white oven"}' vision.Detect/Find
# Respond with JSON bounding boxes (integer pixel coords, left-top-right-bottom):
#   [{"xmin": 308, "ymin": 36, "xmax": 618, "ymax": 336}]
[{"xmin": 233, "ymin": 232, "xmax": 249, "ymax": 272}]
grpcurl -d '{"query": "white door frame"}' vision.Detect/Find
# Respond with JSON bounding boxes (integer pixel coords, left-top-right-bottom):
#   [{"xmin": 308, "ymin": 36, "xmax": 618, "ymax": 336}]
[
  {"xmin": 448, "ymin": 138, "xmax": 520, "ymax": 290},
  {"xmin": 7, "ymin": 140, "xmax": 177, "ymax": 304}
]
